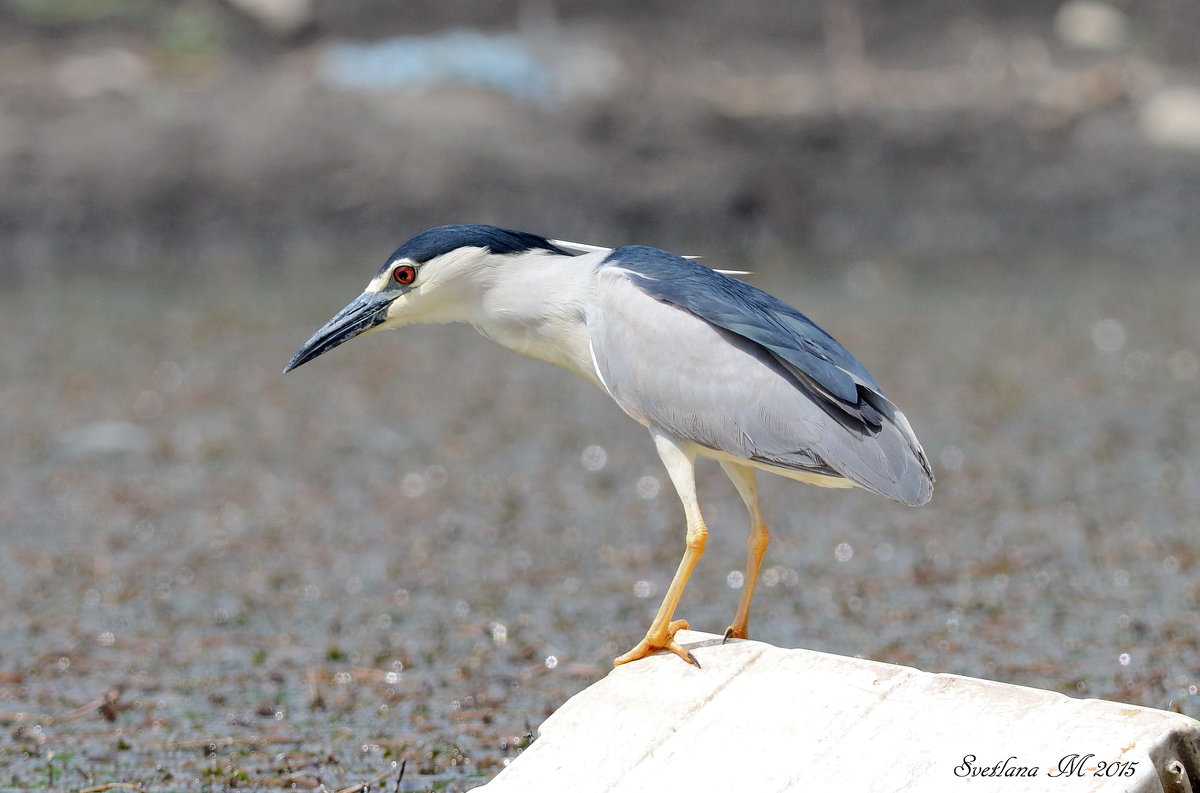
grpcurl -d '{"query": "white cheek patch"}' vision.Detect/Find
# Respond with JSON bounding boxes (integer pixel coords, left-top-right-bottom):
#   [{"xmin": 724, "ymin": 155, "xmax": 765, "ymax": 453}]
[{"xmin": 384, "ymin": 296, "xmax": 407, "ymax": 322}]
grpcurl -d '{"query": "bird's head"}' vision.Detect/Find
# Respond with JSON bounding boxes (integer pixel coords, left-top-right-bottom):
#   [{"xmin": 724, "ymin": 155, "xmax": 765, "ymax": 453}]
[{"xmin": 284, "ymin": 224, "xmax": 568, "ymax": 373}]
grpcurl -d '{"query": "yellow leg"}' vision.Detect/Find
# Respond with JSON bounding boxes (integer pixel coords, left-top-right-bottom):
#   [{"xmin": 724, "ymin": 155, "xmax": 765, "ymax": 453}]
[
  {"xmin": 720, "ymin": 462, "xmax": 769, "ymax": 641},
  {"xmin": 614, "ymin": 433, "xmax": 707, "ymax": 668}
]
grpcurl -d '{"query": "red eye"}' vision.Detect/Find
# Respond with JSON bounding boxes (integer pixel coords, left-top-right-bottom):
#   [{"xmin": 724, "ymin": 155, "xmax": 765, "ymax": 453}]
[{"xmin": 392, "ymin": 264, "xmax": 416, "ymax": 285}]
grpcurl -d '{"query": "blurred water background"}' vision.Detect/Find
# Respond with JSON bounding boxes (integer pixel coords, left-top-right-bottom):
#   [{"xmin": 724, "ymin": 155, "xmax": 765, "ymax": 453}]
[{"xmin": 2, "ymin": 1, "xmax": 1200, "ymax": 790}]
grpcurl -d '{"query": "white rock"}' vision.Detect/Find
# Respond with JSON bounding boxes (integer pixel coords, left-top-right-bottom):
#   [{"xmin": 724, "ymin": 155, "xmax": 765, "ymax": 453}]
[
  {"xmin": 478, "ymin": 630, "xmax": 1200, "ymax": 792},
  {"xmin": 225, "ymin": 0, "xmax": 313, "ymax": 36},
  {"xmin": 1054, "ymin": 0, "xmax": 1129, "ymax": 52},
  {"xmin": 1140, "ymin": 86, "xmax": 1200, "ymax": 150}
]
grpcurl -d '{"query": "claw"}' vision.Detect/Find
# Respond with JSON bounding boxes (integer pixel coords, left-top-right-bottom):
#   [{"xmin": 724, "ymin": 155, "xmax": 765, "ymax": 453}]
[{"xmin": 722, "ymin": 624, "xmax": 747, "ymax": 644}]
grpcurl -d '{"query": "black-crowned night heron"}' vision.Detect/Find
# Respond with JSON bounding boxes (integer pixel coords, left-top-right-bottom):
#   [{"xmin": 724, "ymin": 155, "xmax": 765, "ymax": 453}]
[{"xmin": 286, "ymin": 224, "xmax": 933, "ymax": 667}]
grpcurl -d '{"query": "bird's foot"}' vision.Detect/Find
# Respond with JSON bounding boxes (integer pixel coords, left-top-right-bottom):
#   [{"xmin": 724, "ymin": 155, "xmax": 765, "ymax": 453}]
[
  {"xmin": 722, "ymin": 624, "xmax": 748, "ymax": 644},
  {"xmin": 613, "ymin": 619, "xmax": 700, "ymax": 667}
]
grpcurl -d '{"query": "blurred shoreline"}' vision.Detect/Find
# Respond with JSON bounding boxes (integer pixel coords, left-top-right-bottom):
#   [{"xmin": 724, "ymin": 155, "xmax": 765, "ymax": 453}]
[{"xmin": 2, "ymin": 0, "xmax": 1200, "ymax": 272}]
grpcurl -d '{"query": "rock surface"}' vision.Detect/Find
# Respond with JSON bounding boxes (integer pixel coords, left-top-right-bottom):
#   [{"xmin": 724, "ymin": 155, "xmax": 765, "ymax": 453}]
[{"xmin": 480, "ymin": 630, "xmax": 1200, "ymax": 792}]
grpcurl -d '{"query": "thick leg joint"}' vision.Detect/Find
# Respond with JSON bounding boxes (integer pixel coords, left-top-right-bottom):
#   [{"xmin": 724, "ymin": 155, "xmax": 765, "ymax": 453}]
[{"xmin": 747, "ymin": 522, "xmax": 769, "ymax": 555}]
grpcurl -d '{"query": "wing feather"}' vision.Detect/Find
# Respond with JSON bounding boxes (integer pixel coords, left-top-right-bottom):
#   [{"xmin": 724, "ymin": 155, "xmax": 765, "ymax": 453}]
[
  {"xmin": 589, "ymin": 247, "xmax": 933, "ymax": 505},
  {"xmin": 603, "ymin": 246, "xmax": 889, "ymax": 424}
]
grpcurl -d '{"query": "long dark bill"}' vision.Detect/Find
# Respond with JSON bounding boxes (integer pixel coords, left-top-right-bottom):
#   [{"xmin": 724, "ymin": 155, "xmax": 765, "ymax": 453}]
[{"xmin": 284, "ymin": 292, "xmax": 393, "ymax": 373}]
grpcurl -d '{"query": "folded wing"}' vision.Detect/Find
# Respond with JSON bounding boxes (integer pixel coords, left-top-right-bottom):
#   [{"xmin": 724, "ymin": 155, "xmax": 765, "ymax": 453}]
[{"xmin": 589, "ymin": 246, "xmax": 933, "ymax": 506}]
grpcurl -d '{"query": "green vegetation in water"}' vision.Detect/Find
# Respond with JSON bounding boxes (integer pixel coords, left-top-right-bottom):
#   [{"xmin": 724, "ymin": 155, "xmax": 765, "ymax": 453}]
[
  {"xmin": 158, "ymin": 6, "xmax": 224, "ymax": 59},
  {"xmin": 5, "ymin": 0, "xmax": 148, "ymax": 23}
]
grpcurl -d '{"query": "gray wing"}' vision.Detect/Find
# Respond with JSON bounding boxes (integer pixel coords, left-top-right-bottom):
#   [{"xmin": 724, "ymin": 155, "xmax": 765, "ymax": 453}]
[{"xmin": 589, "ymin": 247, "xmax": 933, "ymax": 506}]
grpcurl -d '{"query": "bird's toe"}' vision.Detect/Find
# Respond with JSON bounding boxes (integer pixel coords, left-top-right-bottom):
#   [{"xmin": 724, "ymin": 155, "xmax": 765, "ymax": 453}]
[{"xmin": 613, "ymin": 618, "xmax": 698, "ymax": 667}]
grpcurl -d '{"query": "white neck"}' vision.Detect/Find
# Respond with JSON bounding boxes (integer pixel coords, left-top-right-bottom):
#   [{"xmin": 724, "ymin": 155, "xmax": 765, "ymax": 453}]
[
  {"xmin": 472, "ymin": 251, "xmax": 605, "ymax": 387},
  {"xmin": 393, "ymin": 248, "xmax": 607, "ymax": 388}
]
